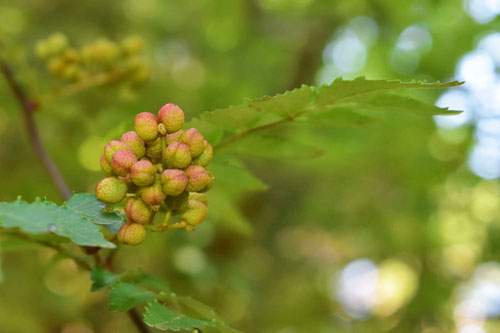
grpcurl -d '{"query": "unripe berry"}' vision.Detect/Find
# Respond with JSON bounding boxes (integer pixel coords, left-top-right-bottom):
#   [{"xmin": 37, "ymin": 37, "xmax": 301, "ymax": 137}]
[
  {"xmin": 158, "ymin": 103, "xmax": 185, "ymax": 134},
  {"xmin": 166, "ymin": 130, "xmax": 183, "ymax": 144},
  {"xmin": 192, "ymin": 141, "xmax": 213, "ymax": 167},
  {"xmin": 111, "ymin": 150, "xmax": 137, "ymax": 176},
  {"xmin": 82, "ymin": 39, "xmax": 120, "ymax": 65},
  {"xmin": 140, "ymin": 180, "xmax": 167, "ymax": 207},
  {"xmin": 95, "ymin": 177, "xmax": 127, "ymax": 204},
  {"xmin": 185, "ymin": 165, "xmax": 213, "ymax": 192},
  {"xmin": 117, "ymin": 222, "xmax": 146, "ymax": 246},
  {"xmin": 146, "ymin": 137, "xmax": 162, "ymax": 162},
  {"xmin": 104, "ymin": 140, "xmax": 130, "ymax": 163},
  {"xmin": 130, "ymin": 160, "xmax": 156, "ymax": 186},
  {"xmin": 125, "ymin": 198, "xmax": 152, "ymax": 224},
  {"xmin": 164, "ymin": 142, "xmax": 191, "ymax": 169},
  {"xmin": 180, "ymin": 128, "xmax": 205, "ymax": 157},
  {"xmin": 120, "ymin": 131, "xmax": 145, "ymax": 159},
  {"xmin": 134, "ymin": 112, "xmax": 158, "ymax": 141},
  {"xmin": 36, "ymin": 33, "xmax": 68, "ymax": 59},
  {"xmin": 181, "ymin": 200, "xmax": 208, "ymax": 226},
  {"xmin": 189, "ymin": 192, "xmax": 208, "ymax": 206},
  {"xmin": 161, "ymin": 169, "xmax": 188, "ymax": 196},
  {"xmin": 100, "ymin": 154, "xmax": 113, "ymax": 175}
]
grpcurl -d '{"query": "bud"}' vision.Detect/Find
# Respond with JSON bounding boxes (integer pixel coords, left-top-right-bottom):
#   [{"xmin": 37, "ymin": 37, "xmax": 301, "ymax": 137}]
[
  {"xmin": 95, "ymin": 177, "xmax": 127, "ymax": 204},
  {"xmin": 181, "ymin": 200, "xmax": 208, "ymax": 227},
  {"xmin": 158, "ymin": 103, "xmax": 185, "ymax": 134},
  {"xmin": 146, "ymin": 137, "xmax": 162, "ymax": 162},
  {"xmin": 130, "ymin": 160, "xmax": 156, "ymax": 186},
  {"xmin": 192, "ymin": 141, "xmax": 213, "ymax": 167},
  {"xmin": 158, "ymin": 123, "xmax": 167, "ymax": 136},
  {"xmin": 189, "ymin": 192, "xmax": 208, "ymax": 206},
  {"xmin": 121, "ymin": 36, "xmax": 143, "ymax": 56},
  {"xmin": 140, "ymin": 180, "xmax": 167, "ymax": 207},
  {"xmin": 161, "ymin": 169, "xmax": 188, "ymax": 196},
  {"xmin": 164, "ymin": 142, "xmax": 191, "ymax": 169},
  {"xmin": 117, "ymin": 222, "xmax": 146, "ymax": 246},
  {"xmin": 134, "ymin": 112, "xmax": 159, "ymax": 141},
  {"xmin": 120, "ymin": 131, "xmax": 145, "ymax": 159},
  {"xmin": 104, "ymin": 140, "xmax": 130, "ymax": 163},
  {"xmin": 111, "ymin": 150, "xmax": 138, "ymax": 176},
  {"xmin": 185, "ymin": 165, "xmax": 213, "ymax": 192},
  {"xmin": 125, "ymin": 198, "xmax": 152, "ymax": 224},
  {"xmin": 180, "ymin": 128, "xmax": 205, "ymax": 157},
  {"xmin": 166, "ymin": 129, "xmax": 183, "ymax": 144},
  {"xmin": 47, "ymin": 57, "xmax": 64, "ymax": 75},
  {"xmin": 100, "ymin": 154, "xmax": 113, "ymax": 175}
]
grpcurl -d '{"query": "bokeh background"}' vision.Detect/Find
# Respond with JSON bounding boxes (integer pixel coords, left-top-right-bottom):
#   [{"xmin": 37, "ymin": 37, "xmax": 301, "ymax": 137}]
[{"xmin": 0, "ymin": 0, "xmax": 499, "ymax": 332}]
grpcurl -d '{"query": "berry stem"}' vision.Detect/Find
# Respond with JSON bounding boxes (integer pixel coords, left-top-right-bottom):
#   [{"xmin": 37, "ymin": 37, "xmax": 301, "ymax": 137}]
[{"xmin": 161, "ymin": 209, "xmax": 172, "ymax": 227}]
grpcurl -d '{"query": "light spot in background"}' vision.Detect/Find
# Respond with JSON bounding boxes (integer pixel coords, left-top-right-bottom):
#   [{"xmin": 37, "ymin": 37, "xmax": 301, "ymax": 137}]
[
  {"xmin": 468, "ymin": 144, "xmax": 500, "ymax": 179},
  {"xmin": 454, "ymin": 262, "xmax": 500, "ymax": 331},
  {"xmin": 435, "ymin": 32, "xmax": 500, "ymax": 179},
  {"xmin": 456, "ymin": 51, "xmax": 495, "ymax": 91},
  {"xmin": 334, "ymin": 259, "xmax": 378, "ymax": 319},
  {"xmin": 463, "ymin": 0, "xmax": 500, "ymax": 24},
  {"xmin": 317, "ymin": 17, "xmax": 378, "ymax": 84},
  {"xmin": 173, "ymin": 245, "xmax": 207, "ymax": 275},
  {"xmin": 433, "ymin": 90, "xmax": 473, "ymax": 129},
  {"xmin": 390, "ymin": 24, "xmax": 433, "ymax": 74}
]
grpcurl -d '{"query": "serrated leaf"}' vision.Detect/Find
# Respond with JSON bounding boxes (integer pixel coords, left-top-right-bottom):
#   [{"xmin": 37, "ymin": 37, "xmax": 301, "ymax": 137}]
[
  {"xmin": 144, "ymin": 301, "xmax": 213, "ymax": 331},
  {"xmin": 0, "ymin": 200, "xmax": 115, "ymax": 248},
  {"xmin": 66, "ymin": 193, "xmax": 126, "ymax": 233},
  {"xmin": 189, "ymin": 78, "xmax": 462, "ymax": 150},
  {"xmin": 109, "ymin": 281, "xmax": 157, "ymax": 312},
  {"xmin": 90, "ymin": 266, "xmax": 119, "ymax": 291},
  {"xmin": 120, "ymin": 267, "xmax": 171, "ymax": 293}
]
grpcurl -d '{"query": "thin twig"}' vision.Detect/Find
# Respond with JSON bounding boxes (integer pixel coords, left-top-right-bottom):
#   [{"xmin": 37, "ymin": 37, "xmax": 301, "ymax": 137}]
[
  {"xmin": 0, "ymin": 56, "xmax": 72, "ymax": 200},
  {"xmin": 127, "ymin": 308, "xmax": 151, "ymax": 333}
]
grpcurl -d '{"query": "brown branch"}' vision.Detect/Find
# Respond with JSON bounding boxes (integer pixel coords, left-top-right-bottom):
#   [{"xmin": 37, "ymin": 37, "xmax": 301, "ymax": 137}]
[
  {"xmin": 127, "ymin": 308, "xmax": 151, "ymax": 333},
  {"xmin": 0, "ymin": 56, "xmax": 72, "ymax": 200}
]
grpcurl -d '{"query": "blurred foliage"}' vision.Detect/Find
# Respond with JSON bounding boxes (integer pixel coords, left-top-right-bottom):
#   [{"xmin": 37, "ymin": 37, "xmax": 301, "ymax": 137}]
[{"xmin": 0, "ymin": 0, "xmax": 497, "ymax": 332}]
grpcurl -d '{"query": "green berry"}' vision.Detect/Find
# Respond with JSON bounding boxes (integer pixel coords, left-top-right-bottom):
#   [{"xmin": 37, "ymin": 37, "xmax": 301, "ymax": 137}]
[
  {"xmin": 100, "ymin": 154, "xmax": 113, "ymax": 175},
  {"xmin": 120, "ymin": 131, "xmax": 145, "ymax": 159},
  {"xmin": 164, "ymin": 142, "xmax": 191, "ymax": 169},
  {"xmin": 117, "ymin": 222, "xmax": 146, "ymax": 246},
  {"xmin": 125, "ymin": 198, "xmax": 152, "ymax": 224},
  {"xmin": 104, "ymin": 140, "xmax": 130, "ymax": 163},
  {"xmin": 189, "ymin": 192, "xmax": 208, "ymax": 206},
  {"xmin": 140, "ymin": 180, "xmax": 167, "ymax": 207},
  {"xmin": 130, "ymin": 160, "xmax": 156, "ymax": 186},
  {"xmin": 95, "ymin": 177, "xmax": 127, "ymax": 204},
  {"xmin": 192, "ymin": 140, "xmax": 213, "ymax": 167},
  {"xmin": 134, "ymin": 112, "xmax": 158, "ymax": 141},
  {"xmin": 146, "ymin": 137, "xmax": 162, "ymax": 162},
  {"xmin": 181, "ymin": 200, "xmax": 208, "ymax": 227},
  {"xmin": 180, "ymin": 128, "xmax": 205, "ymax": 157},
  {"xmin": 111, "ymin": 150, "xmax": 138, "ymax": 176},
  {"xmin": 158, "ymin": 103, "xmax": 185, "ymax": 133},
  {"xmin": 161, "ymin": 169, "xmax": 188, "ymax": 196},
  {"xmin": 185, "ymin": 165, "xmax": 213, "ymax": 192}
]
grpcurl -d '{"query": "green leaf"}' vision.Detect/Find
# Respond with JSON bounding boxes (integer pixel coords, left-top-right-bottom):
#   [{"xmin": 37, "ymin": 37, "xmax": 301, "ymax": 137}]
[
  {"xmin": 189, "ymin": 78, "xmax": 462, "ymax": 148},
  {"xmin": 143, "ymin": 301, "xmax": 213, "ymax": 331},
  {"xmin": 65, "ymin": 193, "xmax": 126, "ymax": 233},
  {"xmin": 0, "ymin": 200, "xmax": 115, "ymax": 248},
  {"xmin": 109, "ymin": 281, "xmax": 157, "ymax": 312},
  {"xmin": 90, "ymin": 266, "xmax": 119, "ymax": 291}
]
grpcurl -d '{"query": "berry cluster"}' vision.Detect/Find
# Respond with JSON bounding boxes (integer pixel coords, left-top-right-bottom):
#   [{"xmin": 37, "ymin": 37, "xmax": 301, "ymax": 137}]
[
  {"xmin": 95, "ymin": 104, "xmax": 214, "ymax": 246},
  {"xmin": 35, "ymin": 33, "xmax": 149, "ymax": 87}
]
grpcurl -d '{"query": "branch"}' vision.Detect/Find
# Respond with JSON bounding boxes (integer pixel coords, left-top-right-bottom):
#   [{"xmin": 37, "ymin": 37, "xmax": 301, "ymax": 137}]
[{"xmin": 0, "ymin": 56, "xmax": 72, "ymax": 200}]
